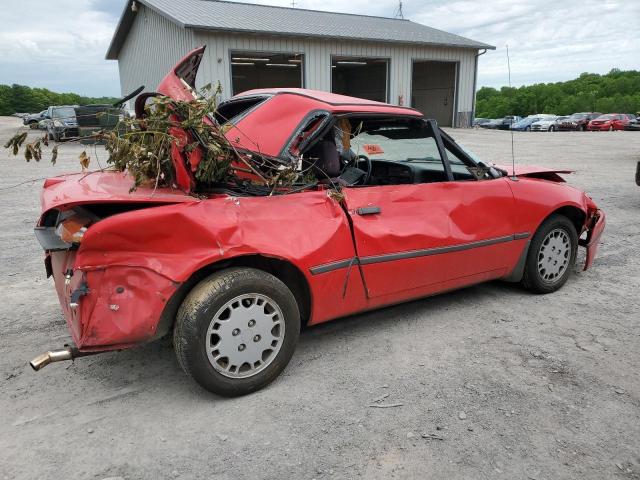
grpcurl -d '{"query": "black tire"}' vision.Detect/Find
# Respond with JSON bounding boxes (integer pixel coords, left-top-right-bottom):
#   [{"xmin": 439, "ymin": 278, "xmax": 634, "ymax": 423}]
[
  {"xmin": 549, "ymin": 125, "xmax": 555, "ymax": 132},
  {"xmin": 47, "ymin": 131, "xmax": 54, "ymax": 140},
  {"xmin": 174, "ymin": 268, "xmax": 300, "ymax": 397},
  {"xmin": 522, "ymin": 214, "xmax": 578, "ymax": 294},
  {"xmin": 525, "ymin": 126, "xmax": 531, "ymax": 132}
]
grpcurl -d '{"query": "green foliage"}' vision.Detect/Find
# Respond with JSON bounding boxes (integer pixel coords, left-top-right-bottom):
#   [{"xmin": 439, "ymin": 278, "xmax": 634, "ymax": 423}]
[
  {"xmin": 0, "ymin": 83, "xmax": 118, "ymax": 116},
  {"xmin": 5, "ymin": 84, "xmax": 312, "ymax": 196},
  {"xmin": 476, "ymin": 69, "xmax": 640, "ymax": 118}
]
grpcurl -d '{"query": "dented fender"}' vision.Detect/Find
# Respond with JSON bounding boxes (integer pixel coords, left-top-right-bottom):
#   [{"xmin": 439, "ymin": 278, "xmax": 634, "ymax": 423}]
[
  {"xmin": 581, "ymin": 208, "xmax": 606, "ymax": 271},
  {"xmin": 64, "ymin": 190, "xmax": 355, "ymax": 348}
]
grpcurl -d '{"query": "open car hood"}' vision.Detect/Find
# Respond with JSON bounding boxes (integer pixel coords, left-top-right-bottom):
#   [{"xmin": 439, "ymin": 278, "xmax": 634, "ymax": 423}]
[{"xmin": 494, "ymin": 164, "xmax": 573, "ymax": 182}]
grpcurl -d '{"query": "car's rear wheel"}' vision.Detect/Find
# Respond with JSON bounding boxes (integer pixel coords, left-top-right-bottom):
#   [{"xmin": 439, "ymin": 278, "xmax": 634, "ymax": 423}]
[
  {"xmin": 174, "ymin": 268, "xmax": 300, "ymax": 397},
  {"xmin": 522, "ymin": 215, "xmax": 578, "ymax": 294},
  {"xmin": 549, "ymin": 125, "xmax": 555, "ymax": 132}
]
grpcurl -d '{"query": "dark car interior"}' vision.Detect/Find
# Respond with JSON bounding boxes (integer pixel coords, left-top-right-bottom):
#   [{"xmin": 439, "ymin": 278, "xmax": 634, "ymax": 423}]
[{"xmin": 300, "ymin": 115, "xmax": 493, "ymax": 186}]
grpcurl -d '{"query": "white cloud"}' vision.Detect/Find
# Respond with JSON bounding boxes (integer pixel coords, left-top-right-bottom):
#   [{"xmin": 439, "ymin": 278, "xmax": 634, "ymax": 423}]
[
  {"xmin": 0, "ymin": 0, "xmax": 638, "ymax": 96},
  {"xmin": 0, "ymin": 0, "xmax": 121, "ymax": 96}
]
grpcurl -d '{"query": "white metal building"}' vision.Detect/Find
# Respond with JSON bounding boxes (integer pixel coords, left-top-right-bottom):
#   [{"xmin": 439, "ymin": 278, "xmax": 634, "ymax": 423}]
[{"xmin": 106, "ymin": 0, "xmax": 494, "ymax": 127}]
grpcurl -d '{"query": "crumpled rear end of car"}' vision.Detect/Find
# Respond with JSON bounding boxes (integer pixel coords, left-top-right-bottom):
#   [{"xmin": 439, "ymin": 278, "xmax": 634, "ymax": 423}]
[{"xmin": 48, "ymin": 249, "xmax": 178, "ymax": 349}]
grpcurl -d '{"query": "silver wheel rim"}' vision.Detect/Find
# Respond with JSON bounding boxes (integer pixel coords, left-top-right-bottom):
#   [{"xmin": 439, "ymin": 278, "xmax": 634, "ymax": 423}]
[
  {"xmin": 205, "ymin": 293, "xmax": 285, "ymax": 379},
  {"xmin": 537, "ymin": 228, "xmax": 571, "ymax": 284}
]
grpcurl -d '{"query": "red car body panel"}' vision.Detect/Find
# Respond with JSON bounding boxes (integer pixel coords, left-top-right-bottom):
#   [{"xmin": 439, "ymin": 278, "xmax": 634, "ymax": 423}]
[
  {"xmin": 341, "ymin": 180, "xmax": 521, "ymax": 299},
  {"xmin": 40, "ymin": 171, "xmax": 194, "ymax": 212},
  {"xmin": 36, "ymin": 47, "xmax": 605, "ymax": 352}
]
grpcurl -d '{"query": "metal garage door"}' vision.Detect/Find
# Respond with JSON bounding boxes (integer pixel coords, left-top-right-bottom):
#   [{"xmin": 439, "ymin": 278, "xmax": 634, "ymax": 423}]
[{"xmin": 411, "ymin": 61, "xmax": 457, "ymax": 127}]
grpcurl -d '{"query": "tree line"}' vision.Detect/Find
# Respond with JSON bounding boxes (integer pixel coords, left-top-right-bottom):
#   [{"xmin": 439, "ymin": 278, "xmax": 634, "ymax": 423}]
[
  {"xmin": 0, "ymin": 84, "xmax": 119, "ymax": 116},
  {"xmin": 476, "ymin": 69, "xmax": 640, "ymax": 119}
]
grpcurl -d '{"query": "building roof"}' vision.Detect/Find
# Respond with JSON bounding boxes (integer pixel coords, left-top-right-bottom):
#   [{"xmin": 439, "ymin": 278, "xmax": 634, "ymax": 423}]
[{"xmin": 106, "ymin": 0, "xmax": 495, "ymax": 60}]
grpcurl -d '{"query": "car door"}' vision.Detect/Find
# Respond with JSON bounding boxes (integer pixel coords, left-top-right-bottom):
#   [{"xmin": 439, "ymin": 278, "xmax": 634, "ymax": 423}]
[{"xmin": 342, "ymin": 123, "xmax": 522, "ymax": 301}]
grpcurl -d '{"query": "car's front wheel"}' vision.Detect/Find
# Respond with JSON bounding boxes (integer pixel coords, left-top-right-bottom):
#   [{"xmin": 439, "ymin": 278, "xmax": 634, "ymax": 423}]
[
  {"xmin": 522, "ymin": 214, "xmax": 578, "ymax": 294},
  {"xmin": 174, "ymin": 268, "xmax": 300, "ymax": 397}
]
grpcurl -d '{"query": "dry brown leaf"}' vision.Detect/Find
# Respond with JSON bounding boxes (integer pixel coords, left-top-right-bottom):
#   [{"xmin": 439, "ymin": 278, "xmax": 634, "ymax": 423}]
[{"xmin": 79, "ymin": 151, "xmax": 90, "ymax": 170}]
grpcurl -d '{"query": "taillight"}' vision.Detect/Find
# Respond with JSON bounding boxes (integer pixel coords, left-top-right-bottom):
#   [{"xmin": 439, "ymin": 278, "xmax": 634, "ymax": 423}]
[{"xmin": 55, "ymin": 214, "xmax": 92, "ymax": 243}]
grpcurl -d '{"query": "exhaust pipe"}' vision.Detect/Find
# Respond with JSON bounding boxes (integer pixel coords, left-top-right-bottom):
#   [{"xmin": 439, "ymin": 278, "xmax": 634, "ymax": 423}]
[{"xmin": 30, "ymin": 345, "xmax": 86, "ymax": 371}]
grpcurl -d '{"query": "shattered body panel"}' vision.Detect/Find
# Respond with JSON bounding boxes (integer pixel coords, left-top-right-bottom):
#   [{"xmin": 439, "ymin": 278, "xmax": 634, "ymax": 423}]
[{"xmin": 34, "ymin": 47, "xmax": 606, "ymax": 355}]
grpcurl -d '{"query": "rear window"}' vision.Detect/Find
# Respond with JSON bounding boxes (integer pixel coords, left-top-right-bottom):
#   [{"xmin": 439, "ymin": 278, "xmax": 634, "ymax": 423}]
[
  {"xmin": 214, "ymin": 96, "xmax": 269, "ymax": 125},
  {"xmin": 53, "ymin": 107, "xmax": 75, "ymax": 119}
]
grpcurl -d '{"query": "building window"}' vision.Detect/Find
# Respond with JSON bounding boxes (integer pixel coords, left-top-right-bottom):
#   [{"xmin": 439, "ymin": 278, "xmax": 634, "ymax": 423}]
[
  {"xmin": 331, "ymin": 56, "xmax": 389, "ymax": 102},
  {"xmin": 231, "ymin": 51, "xmax": 304, "ymax": 95}
]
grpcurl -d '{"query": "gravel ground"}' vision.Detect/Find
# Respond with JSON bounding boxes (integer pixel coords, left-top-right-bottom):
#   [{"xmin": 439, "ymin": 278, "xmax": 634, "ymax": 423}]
[{"xmin": 1, "ymin": 115, "xmax": 639, "ymax": 480}]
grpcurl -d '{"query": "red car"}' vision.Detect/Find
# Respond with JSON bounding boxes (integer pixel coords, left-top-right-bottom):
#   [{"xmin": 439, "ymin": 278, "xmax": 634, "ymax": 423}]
[
  {"xmin": 587, "ymin": 113, "xmax": 631, "ymax": 131},
  {"xmin": 30, "ymin": 48, "xmax": 605, "ymax": 396}
]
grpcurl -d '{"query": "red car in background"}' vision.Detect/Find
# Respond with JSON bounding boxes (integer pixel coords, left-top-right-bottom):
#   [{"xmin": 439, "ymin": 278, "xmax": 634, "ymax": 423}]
[
  {"xmin": 29, "ymin": 47, "xmax": 606, "ymax": 396},
  {"xmin": 587, "ymin": 113, "xmax": 631, "ymax": 131}
]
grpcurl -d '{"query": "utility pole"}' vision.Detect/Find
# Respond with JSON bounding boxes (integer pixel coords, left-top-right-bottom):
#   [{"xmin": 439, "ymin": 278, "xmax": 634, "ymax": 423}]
[
  {"xmin": 291, "ymin": 0, "xmax": 297, "ymax": 7},
  {"xmin": 394, "ymin": 0, "xmax": 404, "ymax": 19}
]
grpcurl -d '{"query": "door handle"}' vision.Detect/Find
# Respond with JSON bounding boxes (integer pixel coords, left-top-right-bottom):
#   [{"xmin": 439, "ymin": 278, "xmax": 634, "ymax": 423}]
[{"xmin": 356, "ymin": 206, "xmax": 381, "ymax": 216}]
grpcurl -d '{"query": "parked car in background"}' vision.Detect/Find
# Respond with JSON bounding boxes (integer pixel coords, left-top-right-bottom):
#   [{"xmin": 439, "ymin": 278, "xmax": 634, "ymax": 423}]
[
  {"xmin": 497, "ymin": 116, "xmax": 522, "ymax": 130},
  {"xmin": 510, "ymin": 115, "xmax": 548, "ymax": 131},
  {"xmin": 479, "ymin": 118, "xmax": 504, "ymax": 129},
  {"xmin": 22, "ymin": 110, "xmax": 48, "ymax": 129},
  {"xmin": 531, "ymin": 116, "xmax": 568, "ymax": 132},
  {"xmin": 473, "ymin": 118, "xmax": 490, "ymax": 127},
  {"xmin": 557, "ymin": 112, "xmax": 602, "ymax": 131},
  {"xmin": 587, "ymin": 114, "xmax": 631, "ymax": 131},
  {"xmin": 45, "ymin": 106, "xmax": 79, "ymax": 141},
  {"xmin": 624, "ymin": 115, "xmax": 640, "ymax": 131}
]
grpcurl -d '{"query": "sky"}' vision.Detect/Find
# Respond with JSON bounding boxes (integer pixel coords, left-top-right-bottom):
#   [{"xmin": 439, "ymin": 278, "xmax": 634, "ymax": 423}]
[{"xmin": 0, "ymin": 0, "xmax": 638, "ymax": 97}]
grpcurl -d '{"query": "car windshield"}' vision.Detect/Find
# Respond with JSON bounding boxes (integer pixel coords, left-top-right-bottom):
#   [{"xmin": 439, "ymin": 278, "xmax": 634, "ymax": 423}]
[
  {"xmin": 53, "ymin": 107, "xmax": 75, "ymax": 120},
  {"xmin": 569, "ymin": 114, "xmax": 587, "ymax": 120},
  {"xmin": 346, "ymin": 119, "xmax": 478, "ymax": 179},
  {"xmin": 596, "ymin": 114, "xmax": 615, "ymax": 120}
]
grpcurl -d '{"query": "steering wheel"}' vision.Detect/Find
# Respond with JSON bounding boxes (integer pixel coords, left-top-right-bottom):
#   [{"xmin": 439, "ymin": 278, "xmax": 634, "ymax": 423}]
[{"xmin": 343, "ymin": 154, "xmax": 372, "ymax": 185}]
